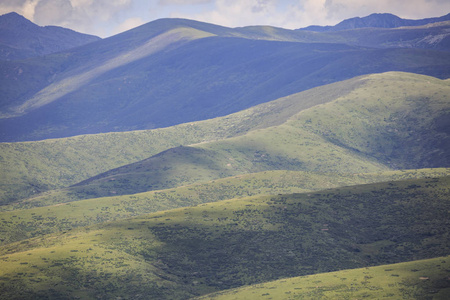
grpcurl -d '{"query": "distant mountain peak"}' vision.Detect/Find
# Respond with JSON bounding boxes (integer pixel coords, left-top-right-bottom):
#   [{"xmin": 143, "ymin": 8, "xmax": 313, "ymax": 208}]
[
  {"xmin": 0, "ymin": 12, "xmax": 101, "ymax": 60},
  {"xmin": 299, "ymin": 12, "xmax": 450, "ymax": 32},
  {"xmin": 338, "ymin": 13, "xmax": 404, "ymax": 29},
  {"xmin": 0, "ymin": 11, "xmax": 36, "ymax": 27}
]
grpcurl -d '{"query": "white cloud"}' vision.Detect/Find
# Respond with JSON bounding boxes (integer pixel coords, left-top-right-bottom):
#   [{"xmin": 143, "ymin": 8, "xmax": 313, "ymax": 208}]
[
  {"xmin": 115, "ymin": 17, "xmax": 146, "ymax": 34},
  {"xmin": 159, "ymin": 0, "xmax": 211, "ymax": 5},
  {"xmin": 1, "ymin": 0, "xmax": 135, "ymax": 37},
  {"xmin": 0, "ymin": 0, "xmax": 37, "ymax": 21},
  {"xmin": 1, "ymin": 0, "xmax": 449, "ymax": 37},
  {"xmin": 170, "ymin": 0, "xmax": 284, "ymax": 27}
]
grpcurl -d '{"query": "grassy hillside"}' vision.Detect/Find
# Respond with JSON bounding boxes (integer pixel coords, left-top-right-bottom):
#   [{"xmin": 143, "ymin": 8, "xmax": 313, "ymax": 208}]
[
  {"xmin": 0, "ymin": 175, "xmax": 448, "ymax": 299},
  {"xmin": 2, "ymin": 72, "xmax": 448, "ymax": 205},
  {"xmin": 61, "ymin": 72, "xmax": 450, "ymax": 201},
  {"xmin": 0, "ymin": 74, "xmax": 363, "ymax": 205},
  {"xmin": 197, "ymin": 256, "xmax": 450, "ymax": 299},
  {"xmin": 2, "ymin": 168, "xmax": 448, "ymax": 246},
  {"xmin": 288, "ymin": 72, "xmax": 450, "ymax": 169}
]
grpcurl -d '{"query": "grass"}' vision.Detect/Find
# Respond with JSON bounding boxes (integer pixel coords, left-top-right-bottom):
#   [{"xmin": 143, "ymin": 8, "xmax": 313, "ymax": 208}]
[
  {"xmin": 197, "ymin": 256, "xmax": 450, "ymax": 300},
  {"xmin": 0, "ymin": 72, "xmax": 364, "ymax": 205},
  {"xmin": 39, "ymin": 72, "xmax": 450, "ymax": 202},
  {"xmin": 290, "ymin": 72, "xmax": 450, "ymax": 169},
  {"xmin": 1, "ymin": 72, "xmax": 449, "ymax": 208},
  {"xmin": 0, "ymin": 175, "xmax": 448, "ymax": 299},
  {"xmin": 1, "ymin": 168, "xmax": 449, "ymax": 246}
]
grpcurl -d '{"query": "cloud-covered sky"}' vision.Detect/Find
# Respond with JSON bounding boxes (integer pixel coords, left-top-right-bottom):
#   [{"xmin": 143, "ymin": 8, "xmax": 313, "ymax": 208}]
[{"xmin": 2, "ymin": 0, "xmax": 449, "ymax": 37}]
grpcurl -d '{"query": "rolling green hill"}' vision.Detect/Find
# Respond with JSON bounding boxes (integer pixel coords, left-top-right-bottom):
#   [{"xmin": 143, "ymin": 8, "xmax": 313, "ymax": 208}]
[
  {"xmin": 1, "ymin": 72, "xmax": 448, "ymax": 205},
  {"xmin": 60, "ymin": 72, "xmax": 450, "ymax": 201},
  {"xmin": 0, "ymin": 74, "xmax": 363, "ymax": 205},
  {"xmin": 197, "ymin": 256, "xmax": 450, "ymax": 299},
  {"xmin": 2, "ymin": 168, "xmax": 449, "ymax": 246},
  {"xmin": 0, "ymin": 175, "xmax": 448, "ymax": 299}
]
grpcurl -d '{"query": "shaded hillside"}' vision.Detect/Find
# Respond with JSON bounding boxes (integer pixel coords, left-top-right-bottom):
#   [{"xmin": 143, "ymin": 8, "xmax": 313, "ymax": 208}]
[
  {"xmin": 0, "ymin": 175, "xmax": 448, "ymax": 299},
  {"xmin": 288, "ymin": 72, "xmax": 450, "ymax": 169},
  {"xmin": 2, "ymin": 168, "xmax": 448, "ymax": 246},
  {"xmin": 63, "ymin": 72, "xmax": 450, "ymax": 200},
  {"xmin": 1, "ymin": 16, "xmax": 450, "ymax": 141},
  {"xmin": 1, "ymin": 72, "xmax": 448, "ymax": 205},
  {"xmin": 198, "ymin": 256, "xmax": 450, "ymax": 299},
  {"xmin": 328, "ymin": 21, "xmax": 450, "ymax": 50},
  {"xmin": 0, "ymin": 12, "xmax": 100, "ymax": 60},
  {"xmin": 0, "ymin": 74, "xmax": 363, "ymax": 205}
]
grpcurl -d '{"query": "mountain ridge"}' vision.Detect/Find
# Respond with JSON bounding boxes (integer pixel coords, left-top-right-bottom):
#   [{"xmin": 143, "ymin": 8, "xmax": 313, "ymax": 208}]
[
  {"xmin": 12, "ymin": 71, "xmax": 447, "ymax": 203},
  {"xmin": 1, "ymin": 13, "xmax": 450, "ymax": 141},
  {"xmin": 300, "ymin": 12, "xmax": 450, "ymax": 32},
  {"xmin": 0, "ymin": 12, "xmax": 101, "ymax": 60},
  {"xmin": 1, "ymin": 72, "xmax": 448, "ymax": 205}
]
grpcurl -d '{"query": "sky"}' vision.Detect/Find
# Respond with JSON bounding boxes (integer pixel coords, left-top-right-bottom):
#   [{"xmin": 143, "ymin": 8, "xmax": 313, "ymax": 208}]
[{"xmin": 1, "ymin": 0, "xmax": 450, "ymax": 38}]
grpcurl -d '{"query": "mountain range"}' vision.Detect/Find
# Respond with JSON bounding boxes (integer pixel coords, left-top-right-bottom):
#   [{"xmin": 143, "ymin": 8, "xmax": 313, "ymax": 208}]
[
  {"xmin": 1, "ymin": 13, "xmax": 450, "ymax": 141},
  {"xmin": 300, "ymin": 12, "xmax": 450, "ymax": 31},
  {"xmin": 0, "ymin": 11, "xmax": 449, "ymax": 299}
]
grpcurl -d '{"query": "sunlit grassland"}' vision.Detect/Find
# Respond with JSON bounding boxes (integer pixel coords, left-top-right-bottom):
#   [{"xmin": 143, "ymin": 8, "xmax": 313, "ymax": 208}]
[
  {"xmin": 0, "ymin": 74, "xmax": 363, "ymax": 205},
  {"xmin": 47, "ymin": 72, "xmax": 450, "ymax": 202},
  {"xmin": 1, "ymin": 168, "xmax": 448, "ymax": 246},
  {"xmin": 289, "ymin": 72, "xmax": 450, "ymax": 169},
  {"xmin": 197, "ymin": 256, "xmax": 450, "ymax": 300},
  {"xmin": 1, "ymin": 72, "xmax": 448, "ymax": 206},
  {"xmin": 0, "ymin": 175, "xmax": 448, "ymax": 299}
]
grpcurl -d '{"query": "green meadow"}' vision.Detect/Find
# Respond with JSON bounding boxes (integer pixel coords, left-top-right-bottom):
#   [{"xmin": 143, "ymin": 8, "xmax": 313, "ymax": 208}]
[
  {"xmin": 4, "ymin": 72, "xmax": 446, "ymax": 205},
  {"xmin": 0, "ymin": 72, "xmax": 449, "ymax": 299},
  {"xmin": 197, "ymin": 256, "xmax": 450, "ymax": 300},
  {"xmin": 0, "ymin": 175, "xmax": 449, "ymax": 299},
  {"xmin": 1, "ymin": 168, "xmax": 449, "ymax": 246}
]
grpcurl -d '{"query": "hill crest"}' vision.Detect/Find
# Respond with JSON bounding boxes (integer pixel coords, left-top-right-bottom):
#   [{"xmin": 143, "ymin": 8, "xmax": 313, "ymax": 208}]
[
  {"xmin": 0, "ymin": 12, "xmax": 100, "ymax": 60},
  {"xmin": 300, "ymin": 12, "xmax": 450, "ymax": 31}
]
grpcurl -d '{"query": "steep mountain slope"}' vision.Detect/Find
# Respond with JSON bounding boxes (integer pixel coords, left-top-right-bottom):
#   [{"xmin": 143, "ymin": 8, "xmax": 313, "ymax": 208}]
[
  {"xmin": 1, "ymin": 16, "xmax": 450, "ymax": 141},
  {"xmin": 0, "ymin": 175, "xmax": 448, "ymax": 299},
  {"xmin": 62, "ymin": 72, "xmax": 450, "ymax": 200},
  {"xmin": 0, "ymin": 12, "xmax": 100, "ymax": 60},
  {"xmin": 300, "ymin": 12, "xmax": 450, "ymax": 31}
]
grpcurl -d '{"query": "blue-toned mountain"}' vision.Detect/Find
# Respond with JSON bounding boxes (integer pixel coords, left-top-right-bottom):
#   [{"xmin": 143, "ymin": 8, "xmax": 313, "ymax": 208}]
[
  {"xmin": 300, "ymin": 12, "xmax": 450, "ymax": 31},
  {"xmin": 0, "ymin": 12, "xmax": 100, "ymax": 60},
  {"xmin": 0, "ymin": 14, "xmax": 449, "ymax": 141}
]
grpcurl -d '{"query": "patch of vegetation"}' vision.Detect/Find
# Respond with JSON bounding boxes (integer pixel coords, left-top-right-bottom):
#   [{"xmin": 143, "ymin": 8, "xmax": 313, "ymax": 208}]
[
  {"xmin": 2, "ymin": 72, "xmax": 448, "ymax": 206},
  {"xmin": 0, "ymin": 175, "xmax": 448, "ymax": 299},
  {"xmin": 51, "ymin": 72, "xmax": 450, "ymax": 202},
  {"xmin": 2, "ymin": 168, "xmax": 448, "ymax": 246},
  {"xmin": 291, "ymin": 72, "xmax": 450, "ymax": 169},
  {"xmin": 197, "ymin": 256, "xmax": 450, "ymax": 300},
  {"xmin": 0, "ymin": 73, "xmax": 363, "ymax": 205}
]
